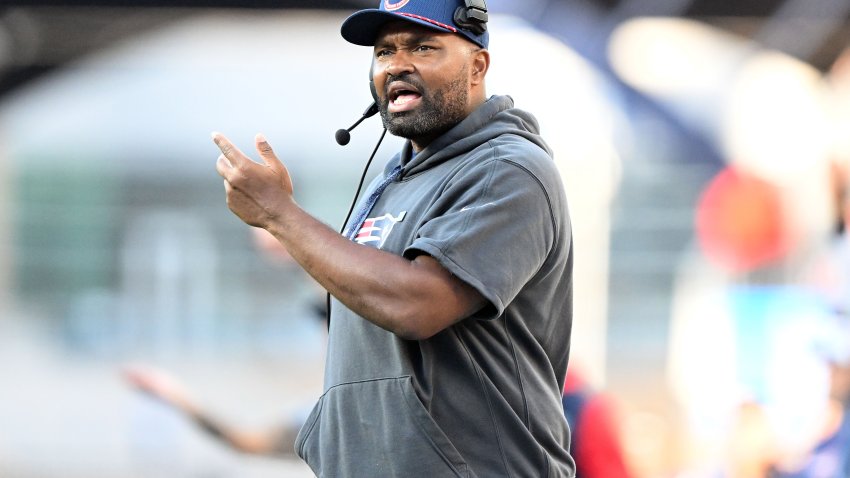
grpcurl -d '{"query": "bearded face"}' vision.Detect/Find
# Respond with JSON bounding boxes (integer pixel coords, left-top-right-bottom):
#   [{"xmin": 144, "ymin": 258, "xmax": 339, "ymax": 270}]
[
  {"xmin": 371, "ymin": 24, "xmax": 483, "ymax": 149},
  {"xmin": 379, "ymin": 64, "xmax": 470, "ymax": 142}
]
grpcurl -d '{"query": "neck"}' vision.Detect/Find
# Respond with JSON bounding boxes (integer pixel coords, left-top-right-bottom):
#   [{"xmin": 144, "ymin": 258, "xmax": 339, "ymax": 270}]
[
  {"xmin": 410, "ymin": 119, "xmax": 460, "ymax": 152},
  {"xmin": 410, "ymin": 94, "xmax": 487, "ymax": 152}
]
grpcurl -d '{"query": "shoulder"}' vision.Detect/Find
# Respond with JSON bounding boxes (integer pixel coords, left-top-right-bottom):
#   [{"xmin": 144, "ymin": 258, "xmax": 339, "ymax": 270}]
[
  {"xmin": 479, "ymin": 134, "xmax": 568, "ymax": 207},
  {"xmin": 446, "ymin": 134, "xmax": 569, "ymax": 232},
  {"xmin": 452, "ymin": 138, "xmax": 557, "ymax": 197},
  {"xmin": 490, "ymin": 134, "xmax": 557, "ymax": 176}
]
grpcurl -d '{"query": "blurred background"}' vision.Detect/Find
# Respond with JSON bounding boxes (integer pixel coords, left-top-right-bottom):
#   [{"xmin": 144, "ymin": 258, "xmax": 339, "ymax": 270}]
[{"xmin": 0, "ymin": 0, "xmax": 848, "ymax": 477}]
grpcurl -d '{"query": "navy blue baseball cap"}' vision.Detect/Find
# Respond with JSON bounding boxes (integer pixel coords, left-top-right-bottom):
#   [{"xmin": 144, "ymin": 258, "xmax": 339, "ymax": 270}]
[{"xmin": 341, "ymin": 0, "xmax": 489, "ymax": 49}]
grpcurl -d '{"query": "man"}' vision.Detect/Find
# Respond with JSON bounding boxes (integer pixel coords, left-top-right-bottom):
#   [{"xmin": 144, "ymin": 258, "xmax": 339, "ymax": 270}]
[{"xmin": 212, "ymin": 1, "xmax": 576, "ymax": 476}]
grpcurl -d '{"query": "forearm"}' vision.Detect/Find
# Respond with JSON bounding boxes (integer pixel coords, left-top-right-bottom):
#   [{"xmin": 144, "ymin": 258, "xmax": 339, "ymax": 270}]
[
  {"xmin": 192, "ymin": 412, "xmax": 292, "ymax": 456},
  {"xmin": 212, "ymin": 133, "xmax": 482, "ymax": 338},
  {"xmin": 265, "ymin": 202, "xmax": 480, "ymax": 339}
]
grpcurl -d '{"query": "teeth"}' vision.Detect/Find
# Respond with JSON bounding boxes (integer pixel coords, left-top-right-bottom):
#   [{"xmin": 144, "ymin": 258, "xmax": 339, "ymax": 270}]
[{"xmin": 392, "ymin": 92, "xmax": 420, "ymax": 105}]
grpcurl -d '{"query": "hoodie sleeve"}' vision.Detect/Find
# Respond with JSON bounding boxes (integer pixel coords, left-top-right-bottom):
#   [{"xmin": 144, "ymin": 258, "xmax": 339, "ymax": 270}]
[{"xmin": 403, "ymin": 145, "xmax": 560, "ymax": 320}]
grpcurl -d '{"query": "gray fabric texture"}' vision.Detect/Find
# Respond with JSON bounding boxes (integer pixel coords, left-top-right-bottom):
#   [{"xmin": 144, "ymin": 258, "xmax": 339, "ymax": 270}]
[{"xmin": 295, "ymin": 95, "xmax": 576, "ymax": 477}]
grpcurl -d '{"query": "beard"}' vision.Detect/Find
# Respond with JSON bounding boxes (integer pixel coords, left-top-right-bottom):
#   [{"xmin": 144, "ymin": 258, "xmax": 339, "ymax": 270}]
[{"xmin": 379, "ymin": 68, "xmax": 469, "ymax": 142}]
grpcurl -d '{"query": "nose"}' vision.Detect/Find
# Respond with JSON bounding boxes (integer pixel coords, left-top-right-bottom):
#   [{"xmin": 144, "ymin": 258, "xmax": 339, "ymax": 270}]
[
  {"xmin": 373, "ymin": 52, "xmax": 414, "ymax": 102},
  {"xmin": 381, "ymin": 50, "xmax": 415, "ymax": 78}
]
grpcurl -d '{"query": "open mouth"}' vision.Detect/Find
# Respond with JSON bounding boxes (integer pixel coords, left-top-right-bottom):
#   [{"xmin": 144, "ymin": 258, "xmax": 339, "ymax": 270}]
[
  {"xmin": 390, "ymin": 89, "xmax": 422, "ymax": 105},
  {"xmin": 387, "ymin": 82, "xmax": 422, "ymax": 110}
]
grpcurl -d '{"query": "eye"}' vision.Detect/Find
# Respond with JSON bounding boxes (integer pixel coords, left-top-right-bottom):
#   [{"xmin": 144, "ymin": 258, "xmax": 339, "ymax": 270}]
[
  {"xmin": 413, "ymin": 45, "xmax": 434, "ymax": 53},
  {"xmin": 375, "ymin": 49, "xmax": 393, "ymax": 59}
]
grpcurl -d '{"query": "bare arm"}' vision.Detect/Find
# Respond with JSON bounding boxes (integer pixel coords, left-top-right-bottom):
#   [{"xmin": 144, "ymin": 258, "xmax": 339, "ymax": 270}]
[
  {"xmin": 123, "ymin": 365, "xmax": 295, "ymax": 456},
  {"xmin": 213, "ymin": 133, "xmax": 485, "ymax": 340}
]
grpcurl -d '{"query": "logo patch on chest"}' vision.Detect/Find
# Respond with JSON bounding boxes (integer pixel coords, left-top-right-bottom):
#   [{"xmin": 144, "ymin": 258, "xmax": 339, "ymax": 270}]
[{"xmin": 354, "ymin": 211, "xmax": 407, "ymax": 249}]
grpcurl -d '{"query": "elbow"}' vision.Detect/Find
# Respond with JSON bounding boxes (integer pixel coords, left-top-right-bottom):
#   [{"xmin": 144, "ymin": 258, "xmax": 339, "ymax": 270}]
[
  {"xmin": 387, "ymin": 305, "xmax": 444, "ymax": 341},
  {"xmin": 394, "ymin": 329, "xmax": 426, "ymax": 341},
  {"xmin": 383, "ymin": 292, "xmax": 484, "ymax": 341},
  {"xmin": 394, "ymin": 325, "xmax": 437, "ymax": 342},
  {"xmin": 390, "ymin": 317, "xmax": 436, "ymax": 341}
]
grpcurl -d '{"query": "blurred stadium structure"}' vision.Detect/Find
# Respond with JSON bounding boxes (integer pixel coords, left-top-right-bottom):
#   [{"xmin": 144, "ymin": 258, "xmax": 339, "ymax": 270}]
[
  {"xmin": 0, "ymin": 0, "xmax": 848, "ymax": 93},
  {"xmin": 0, "ymin": 1, "xmax": 848, "ymax": 477}
]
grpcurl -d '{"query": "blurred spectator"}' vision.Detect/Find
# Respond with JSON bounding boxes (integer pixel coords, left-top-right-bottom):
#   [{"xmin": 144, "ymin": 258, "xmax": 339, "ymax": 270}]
[
  {"xmin": 124, "ymin": 364, "xmax": 303, "ymax": 457},
  {"xmin": 123, "ymin": 227, "xmax": 324, "ymax": 459},
  {"xmin": 753, "ymin": 166, "xmax": 850, "ymax": 477},
  {"xmin": 767, "ymin": 361, "xmax": 850, "ymax": 478},
  {"xmin": 562, "ymin": 366, "xmax": 633, "ymax": 478},
  {"xmin": 709, "ymin": 313, "xmax": 850, "ymax": 478},
  {"xmin": 765, "ymin": 317, "xmax": 850, "ymax": 478},
  {"xmin": 806, "ymin": 169, "xmax": 850, "ymax": 317}
]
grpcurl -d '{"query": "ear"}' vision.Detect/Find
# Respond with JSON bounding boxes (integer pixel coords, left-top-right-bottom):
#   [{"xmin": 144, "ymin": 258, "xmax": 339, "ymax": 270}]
[{"xmin": 469, "ymin": 49, "xmax": 490, "ymax": 86}]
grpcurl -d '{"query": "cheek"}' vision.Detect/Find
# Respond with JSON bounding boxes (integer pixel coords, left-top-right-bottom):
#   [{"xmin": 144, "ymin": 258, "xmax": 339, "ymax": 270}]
[
  {"xmin": 419, "ymin": 70, "xmax": 449, "ymax": 96},
  {"xmin": 430, "ymin": 62, "xmax": 467, "ymax": 90}
]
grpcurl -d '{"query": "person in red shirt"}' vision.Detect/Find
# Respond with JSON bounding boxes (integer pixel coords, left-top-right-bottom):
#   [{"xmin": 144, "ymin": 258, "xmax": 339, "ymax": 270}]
[{"xmin": 562, "ymin": 367, "xmax": 633, "ymax": 478}]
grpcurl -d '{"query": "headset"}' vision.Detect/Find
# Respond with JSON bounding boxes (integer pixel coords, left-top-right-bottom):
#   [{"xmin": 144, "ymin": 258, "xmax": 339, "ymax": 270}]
[
  {"xmin": 454, "ymin": 0, "xmax": 488, "ymax": 36},
  {"xmin": 369, "ymin": 62, "xmax": 378, "ymax": 104}
]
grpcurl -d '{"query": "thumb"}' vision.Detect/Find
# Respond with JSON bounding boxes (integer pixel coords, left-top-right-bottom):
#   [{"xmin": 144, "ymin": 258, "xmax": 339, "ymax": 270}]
[{"xmin": 255, "ymin": 133, "xmax": 282, "ymax": 169}]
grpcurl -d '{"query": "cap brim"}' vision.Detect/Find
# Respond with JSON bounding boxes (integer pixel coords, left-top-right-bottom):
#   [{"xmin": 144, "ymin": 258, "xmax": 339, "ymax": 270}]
[{"xmin": 340, "ymin": 9, "xmax": 455, "ymax": 47}]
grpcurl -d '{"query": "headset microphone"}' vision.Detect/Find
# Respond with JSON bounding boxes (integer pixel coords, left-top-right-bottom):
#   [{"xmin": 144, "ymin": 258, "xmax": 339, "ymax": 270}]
[{"xmin": 335, "ymin": 101, "xmax": 379, "ymax": 146}]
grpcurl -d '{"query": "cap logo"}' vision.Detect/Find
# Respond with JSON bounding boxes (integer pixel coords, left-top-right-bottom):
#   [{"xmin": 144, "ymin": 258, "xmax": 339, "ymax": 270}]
[{"xmin": 384, "ymin": 0, "xmax": 410, "ymax": 11}]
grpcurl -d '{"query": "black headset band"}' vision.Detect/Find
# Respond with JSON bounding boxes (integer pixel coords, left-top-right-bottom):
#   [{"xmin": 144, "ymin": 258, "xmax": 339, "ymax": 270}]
[{"xmin": 455, "ymin": 0, "xmax": 488, "ymax": 36}]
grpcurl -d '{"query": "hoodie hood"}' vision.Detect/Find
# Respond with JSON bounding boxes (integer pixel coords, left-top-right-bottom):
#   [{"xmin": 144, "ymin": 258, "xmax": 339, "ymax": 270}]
[{"xmin": 388, "ymin": 95, "xmax": 554, "ymax": 178}]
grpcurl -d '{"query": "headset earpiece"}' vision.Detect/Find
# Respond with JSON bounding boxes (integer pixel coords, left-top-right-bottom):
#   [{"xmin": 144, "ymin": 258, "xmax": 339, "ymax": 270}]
[
  {"xmin": 369, "ymin": 62, "xmax": 378, "ymax": 103},
  {"xmin": 454, "ymin": 0, "xmax": 488, "ymax": 36}
]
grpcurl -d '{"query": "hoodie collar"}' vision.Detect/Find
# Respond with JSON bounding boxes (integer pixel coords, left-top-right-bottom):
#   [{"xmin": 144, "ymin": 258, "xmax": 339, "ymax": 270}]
[{"xmin": 390, "ymin": 95, "xmax": 552, "ymax": 178}]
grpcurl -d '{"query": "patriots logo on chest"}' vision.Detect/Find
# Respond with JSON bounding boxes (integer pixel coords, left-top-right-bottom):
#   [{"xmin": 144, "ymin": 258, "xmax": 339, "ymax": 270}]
[{"xmin": 354, "ymin": 211, "xmax": 407, "ymax": 249}]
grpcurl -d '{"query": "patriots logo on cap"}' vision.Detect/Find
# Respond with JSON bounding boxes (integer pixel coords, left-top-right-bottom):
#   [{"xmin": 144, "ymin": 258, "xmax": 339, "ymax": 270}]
[
  {"xmin": 354, "ymin": 211, "xmax": 407, "ymax": 248},
  {"xmin": 384, "ymin": 0, "xmax": 410, "ymax": 11}
]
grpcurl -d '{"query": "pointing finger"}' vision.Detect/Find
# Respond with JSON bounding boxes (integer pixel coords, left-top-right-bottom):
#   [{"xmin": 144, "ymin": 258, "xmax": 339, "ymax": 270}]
[{"xmin": 211, "ymin": 131, "xmax": 246, "ymax": 168}]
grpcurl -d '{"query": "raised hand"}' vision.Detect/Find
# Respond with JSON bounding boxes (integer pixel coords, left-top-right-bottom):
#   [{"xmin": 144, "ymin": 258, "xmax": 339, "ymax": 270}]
[{"xmin": 213, "ymin": 132, "xmax": 295, "ymax": 229}]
